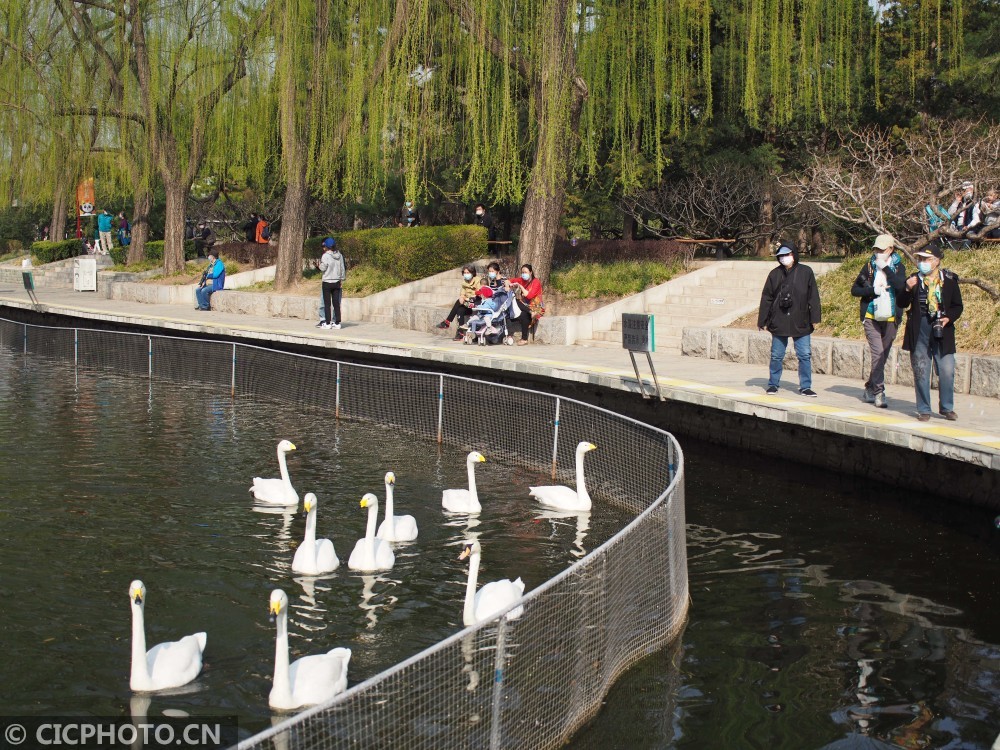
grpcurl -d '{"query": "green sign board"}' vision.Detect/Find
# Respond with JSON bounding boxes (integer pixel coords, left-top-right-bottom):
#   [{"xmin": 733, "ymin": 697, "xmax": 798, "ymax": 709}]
[{"xmin": 622, "ymin": 313, "xmax": 655, "ymax": 353}]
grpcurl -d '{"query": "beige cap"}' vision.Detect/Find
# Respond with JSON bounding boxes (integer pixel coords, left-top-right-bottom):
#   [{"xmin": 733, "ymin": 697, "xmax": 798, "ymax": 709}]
[{"xmin": 873, "ymin": 234, "xmax": 895, "ymax": 250}]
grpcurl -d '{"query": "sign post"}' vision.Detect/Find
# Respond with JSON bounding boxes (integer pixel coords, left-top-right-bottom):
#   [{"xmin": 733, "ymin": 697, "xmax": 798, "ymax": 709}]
[
  {"xmin": 621, "ymin": 313, "xmax": 661, "ymax": 400},
  {"xmin": 22, "ymin": 270, "xmax": 39, "ymax": 304}
]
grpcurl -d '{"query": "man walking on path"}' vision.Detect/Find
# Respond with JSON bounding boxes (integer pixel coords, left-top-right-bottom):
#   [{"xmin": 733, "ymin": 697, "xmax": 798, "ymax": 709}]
[
  {"xmin": 899, "ymin": 241, "xmax": 963, "ymax": 422},
  {"xmin": 757, "ymin": 243, "xmax": 822, "ymax": 397},
  {"xmin": 850, "ymin": 234, "xmax": 908, "ymax": 409}
]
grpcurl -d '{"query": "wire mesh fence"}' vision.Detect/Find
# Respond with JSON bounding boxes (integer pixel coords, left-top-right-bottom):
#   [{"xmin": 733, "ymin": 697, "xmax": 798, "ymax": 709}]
[{"xmin": 0, "ymin": 315, "xmax": 687, "ymax": 750}]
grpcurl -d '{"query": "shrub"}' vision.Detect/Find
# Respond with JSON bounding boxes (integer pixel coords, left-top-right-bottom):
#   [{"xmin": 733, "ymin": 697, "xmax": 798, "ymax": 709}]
[
  {"xmin": 0, "ymin": 239, "xmax": 24, "ymax": 257},
  {"xmin": 552, "ymin": 238, "xmax": 694, "ymax": 268},
  {"xmin": 143, "ymin": 240, "xmax": 197, "ymax": 262},
  {"xmin": 304, "ymin": 225, "xmax": 487, "ymax": 281},
  {"xmin": 219, "ymin": 241, "xmax": 277, "ymax": 267},
  {"xmin": 551, "ymin": 260, "xmax": 685, "ymax": 298},
  {"xmin": 109, "ymin": 246, "xmax": 127, "ymax": 266},
  {"xmin": 31, "ymin": 239, "xmax": 85, "ymax": 264}
]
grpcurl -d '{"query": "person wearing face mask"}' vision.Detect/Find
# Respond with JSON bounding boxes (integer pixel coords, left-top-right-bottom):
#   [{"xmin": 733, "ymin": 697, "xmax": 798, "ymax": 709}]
[
  {"xmin": 395, "ymin": 200, "xmax": 421, "ymax": 228},
  {"xmin": 850, "ymin": 234, "xmax": 909, "ymax": 408},
  {"xmin": 757, "ymin": 243, "xmax": 822, "ymax": 396},
  {"xmin": 484, "ymin": 261, "xmax": 506, "ymax": 292},
  {"xmin": 898, "ymin": 241, "xmax": 963, "ymax": 422},
  {"xmin": 436, "ymin": 265, "xmax": 482, "ymax": 339},
  {"xmin": 472, "ymin": 203, "xmax": 497, "ymax": 241},
  {"xmin": 507, "ymin": 264, "xmax": 544, "ymax": 345}
]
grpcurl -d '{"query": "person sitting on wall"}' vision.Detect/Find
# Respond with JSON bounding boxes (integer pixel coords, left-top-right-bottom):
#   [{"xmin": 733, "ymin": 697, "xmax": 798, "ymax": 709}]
[
  {"xmin": 484, "ymin": 261, "xmax": 506, "ymax": 292},
  {"xmin": 395, "ymin": 200, "xmax": 421, "ymax": 228},
  {"xmin": 193, "ymin": 222, "xmax": 216, "ymax": 258},
  {"xmin": 195, "ymin": 250, "xmax": 226, "ymax": 311},
  {"xmin": 436, "ymin": 265, "xmax": 482, "ymax": 340},
  {"xmin": 507, "ymin": 263, "xmax": 544, "ymax": 346}
]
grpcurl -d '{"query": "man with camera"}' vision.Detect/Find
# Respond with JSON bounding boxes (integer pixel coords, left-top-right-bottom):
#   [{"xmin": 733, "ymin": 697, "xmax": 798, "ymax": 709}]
[
  {"xmin": 757, "ymin": 243, "xmax": 822, "ymax": 396},
  {"xmin": 899, "ymin": 241, "xmax": 963, "ymax": 422}
]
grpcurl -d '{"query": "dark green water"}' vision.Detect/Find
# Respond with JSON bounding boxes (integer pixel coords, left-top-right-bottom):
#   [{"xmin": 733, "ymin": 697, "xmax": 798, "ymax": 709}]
[
  {"xmin": 0, "ymin": 352, "xmax": 630, "ymax": 741},
  {"xmin": 1, "ymin": 350, "xmax": 998, "ymax": 749}
]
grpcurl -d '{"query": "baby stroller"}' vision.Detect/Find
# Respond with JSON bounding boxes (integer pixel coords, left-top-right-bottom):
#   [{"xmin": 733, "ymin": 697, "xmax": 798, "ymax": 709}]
[{"xmin": 462, "ymin": 288, "xmax": 516, "ymax": 346}]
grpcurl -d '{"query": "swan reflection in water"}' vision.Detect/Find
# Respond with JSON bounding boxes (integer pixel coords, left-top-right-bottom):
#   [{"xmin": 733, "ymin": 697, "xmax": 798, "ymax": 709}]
[
  {"xmin": 358, "ymin": 574, "xmax": 399, "ymax": 636},
  {"xmin": 535, "ymin": 509, "xmax": 591, "ymax": 558},
  {"xmin": 292, "ymin": 575, "xmax": 333, "ymax": 634},
  {"xmin": 251, "ymin": 504, "xmax": 297, "ymax": 559}
]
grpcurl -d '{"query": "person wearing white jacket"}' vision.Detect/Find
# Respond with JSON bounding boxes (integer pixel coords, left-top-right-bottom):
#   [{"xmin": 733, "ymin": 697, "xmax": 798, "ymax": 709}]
[{"xmin": 317, "ymin": 237, "xmax": 346, "ymax": 330}]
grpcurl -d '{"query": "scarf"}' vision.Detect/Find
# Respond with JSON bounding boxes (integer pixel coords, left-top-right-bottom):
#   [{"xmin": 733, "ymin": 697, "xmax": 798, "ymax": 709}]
[{"xmin": 922, "ymin": 269, "xmax": 943, "ymax": 317}]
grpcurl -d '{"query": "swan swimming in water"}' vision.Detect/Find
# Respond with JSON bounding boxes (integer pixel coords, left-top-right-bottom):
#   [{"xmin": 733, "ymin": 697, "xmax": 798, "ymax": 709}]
[
  {"xmin": 529, "ymin": 441, "xmax": 596, "ymax": 512},
  {"xmin": 376, "ymin": 472, "xmax": 418, "ymax": 542},
  {"xmin": 442, "ymin": 451, "xmax": 486, "ymax": 514},
  {"xmin": 268, "ymin": 589, "xmax": 350, "ymax": 710},
  {"xmin": 250, "ymin": 440, "xmax": 299, "ymax": 507},
  {"xmin": 128, "ymin": 580, "xmax": 206, "ymax": 692},
  {"xmin": 348, "ymin": 494, "xmax": 396, "ymax": 571},
  {"xmin": 459, "ymin": 540, "xmax": 525, "ymax": 626},
  {"xmin": 292, "ymin": 493, "xmax": 339, "ymax": 575}
]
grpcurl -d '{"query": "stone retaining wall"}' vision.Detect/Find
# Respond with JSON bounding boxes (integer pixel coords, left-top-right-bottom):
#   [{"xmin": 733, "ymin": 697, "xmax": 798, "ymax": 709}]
[{"xmin": 681, "ymin": 326, "xmax": 1000, "ymax": 398}]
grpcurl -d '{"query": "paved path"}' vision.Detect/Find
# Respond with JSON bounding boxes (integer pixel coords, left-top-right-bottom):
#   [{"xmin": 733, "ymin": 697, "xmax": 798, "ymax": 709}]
[{"xmin": 2, "ymin": 286, "xmax": 998, "ymax": 478}]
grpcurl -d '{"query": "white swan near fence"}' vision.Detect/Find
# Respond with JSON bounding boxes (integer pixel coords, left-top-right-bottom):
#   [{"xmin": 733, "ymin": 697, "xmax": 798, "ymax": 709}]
[
  {"xmin": 349, "ymin": 494, "xmax": 396, "ymax": 571},
  {"xmin": 268, "ymin": 589, "xmax": 350, "ymax": 710},
  {"xmin": 250, "ymin": 440, "xmax": 299, "ymax": 507},
  {"xmin": 377, "ymin": 472, "xmax": 418, "ymax": 542},
  {"xmin": 292, "ymin": 493, "xmax": 339, "ymax": 575},
  {"xmin": 460, "ymin": 540, "xmax": 525, "ymax": 626},
  {"xmin": 128, "ymin": 580, "xmax": 206, "ymax": 692},
  {"xmin": 530, "ymin": 442, "xmax": 596, "ymax": 512},
  {"xmin": 442, "ymin": 451, "xmax": 486, "ymax": 513}
]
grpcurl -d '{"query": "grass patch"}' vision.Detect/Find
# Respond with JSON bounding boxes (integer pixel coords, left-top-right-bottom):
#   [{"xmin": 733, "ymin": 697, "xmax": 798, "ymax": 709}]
[
  {"xmin": 110, "ymin": 258, "xmax": 162, "ymax": 273},
  {"xmin": 550, "ymin": 260, "xmax": 684, "ymax": 298},
  {"xmin": 731, "ymin": 250, "xmax": 1000, "ymax": 354}
]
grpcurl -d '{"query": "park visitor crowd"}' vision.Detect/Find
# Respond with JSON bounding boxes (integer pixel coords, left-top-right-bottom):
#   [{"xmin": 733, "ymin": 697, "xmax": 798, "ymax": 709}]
[
  {"xmin": 757, "ymin": 234, "xmax": 964, "ymax": 423},
  {"xmin": 925, "ymin": 180, "xmax": 1000, "ymax": 243}
]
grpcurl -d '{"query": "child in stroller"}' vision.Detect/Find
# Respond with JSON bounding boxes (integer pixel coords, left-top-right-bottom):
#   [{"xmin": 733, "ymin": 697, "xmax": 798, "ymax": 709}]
[{"xmin": 461, "ymin": 286, "xmax": 516, "ymax": 346}]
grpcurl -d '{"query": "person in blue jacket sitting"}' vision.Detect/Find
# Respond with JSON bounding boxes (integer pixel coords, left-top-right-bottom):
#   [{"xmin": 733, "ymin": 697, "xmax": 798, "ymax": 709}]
[{"xmin": 195, "ymin": 250, "xmax": 226, "ymax": 311}]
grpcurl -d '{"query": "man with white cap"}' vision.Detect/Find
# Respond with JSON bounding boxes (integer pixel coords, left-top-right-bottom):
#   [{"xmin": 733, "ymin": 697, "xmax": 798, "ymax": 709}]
[
  {"xmin": 757, "ymin": 242, "xmax": 822, "ymax": 396},
  {"xmin": 899, "ymin": 241, "xmax": 963, "ymax": 421},
  {"xmin": 850, "ymin": 233, "xmax": 908, "ymax": 408}
]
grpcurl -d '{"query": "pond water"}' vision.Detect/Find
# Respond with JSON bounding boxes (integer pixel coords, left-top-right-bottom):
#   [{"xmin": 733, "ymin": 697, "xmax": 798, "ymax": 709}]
[
  {"xmin": 1, "ymin": 349, "xmax": 998, "ymax": 749},
  {"xmin": 0, "ymin": 352, "xmax": 632, "ymax": 739}
]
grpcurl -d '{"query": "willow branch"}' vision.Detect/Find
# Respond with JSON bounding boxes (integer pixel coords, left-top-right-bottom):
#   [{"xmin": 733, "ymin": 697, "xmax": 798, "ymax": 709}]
[
  {"xmin": 441, "ymin": 0, "xmax": 532, "ymax": 83},
  {"xmin": 56, "ymin": 106, "xmax": 144, "ymax": 125}
]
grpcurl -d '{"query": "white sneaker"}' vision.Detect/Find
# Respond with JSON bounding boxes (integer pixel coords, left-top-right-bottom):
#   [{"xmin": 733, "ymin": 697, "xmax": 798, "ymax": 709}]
[
  {"xmin": 331, "ymin": 323, "xmax": 341, "ymax": 329},
  {"xmin": 320, "ymin": 322, "xmax": 332, "ymax": 329},
  {"xmin": 315, "ymin": 321, "xmax": 325, "ymax": 327}
]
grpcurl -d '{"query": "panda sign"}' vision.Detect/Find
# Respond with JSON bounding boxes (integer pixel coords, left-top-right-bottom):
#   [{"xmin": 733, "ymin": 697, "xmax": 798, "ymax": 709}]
[{"xmin": 77, "ymin": 178, "xmax": 96, "ymax": 216}]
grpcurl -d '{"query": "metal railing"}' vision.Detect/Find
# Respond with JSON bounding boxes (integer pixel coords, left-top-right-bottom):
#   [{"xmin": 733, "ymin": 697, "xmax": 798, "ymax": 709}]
[{"xmin": 0, "ymin": 314, "xmax": 687, "ymax": 750}]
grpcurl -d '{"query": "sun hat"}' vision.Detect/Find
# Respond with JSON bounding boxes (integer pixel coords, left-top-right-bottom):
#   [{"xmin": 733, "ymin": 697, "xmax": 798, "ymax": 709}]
[{"xmin": 873, "ymin": 234, "xmax": 895, "ymax": 250}]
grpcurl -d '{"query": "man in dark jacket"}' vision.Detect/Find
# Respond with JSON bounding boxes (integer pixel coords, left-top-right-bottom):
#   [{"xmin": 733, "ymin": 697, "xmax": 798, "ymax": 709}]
[
  {"xmin": 242, "ymin": 213, "xmax": 259, "ymax": 243},
  {"xmin": 898, "ymin": 242, "xmax": 963, "ymax": 421},
  {"xmin": 757, "ymin": 243, "xmax": 822, "ymax": 396},
  {"xmin": 850, "ymin": 234, "xmax": 908, "ymax": 408},
  {"xmin": 473, "ymin": 203, "xmax": 496, "ymax": 241}
]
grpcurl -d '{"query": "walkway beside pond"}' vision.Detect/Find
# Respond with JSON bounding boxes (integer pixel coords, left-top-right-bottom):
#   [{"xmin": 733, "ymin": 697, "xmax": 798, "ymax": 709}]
[{"xmin": 2, "ymin": 286, "xmax": 998, "ymax": 504}]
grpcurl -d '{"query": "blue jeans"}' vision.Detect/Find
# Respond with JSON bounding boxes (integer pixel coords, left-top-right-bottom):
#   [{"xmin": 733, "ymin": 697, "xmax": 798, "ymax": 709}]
[
  {"xmin": 910, "ymin": 315, "xmax": 955, "ymax": 415},
  {"xmin": 195, "ymin": 285, "xmax": 214, "ymax": 310},
  {"xmin": 769, "ymin": 334, "xmax": 812, "ymax": 390}
]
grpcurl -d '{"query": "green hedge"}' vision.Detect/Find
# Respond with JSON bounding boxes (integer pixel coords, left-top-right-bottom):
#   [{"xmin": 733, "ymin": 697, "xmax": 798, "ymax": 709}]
[
  {"xmin": 31, "ymin": 239, "xmax": 85, "ymax": 264},
  {"xmin": 304, "ymin": 225, "xmax": 487, "ymax": 281},
  {"xmin": 0, "ymin": 239, "xmax": 24, "ymax": 257},
  {"xmin": 143, "ymin": 240, "xmax": 197, "ymax": 261}
]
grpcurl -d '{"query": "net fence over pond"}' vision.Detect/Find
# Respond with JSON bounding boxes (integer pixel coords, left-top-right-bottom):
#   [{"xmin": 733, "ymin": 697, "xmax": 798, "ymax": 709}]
[{"xmin": 0, "ymin": 315, "xmax": 687, "ymax": 750}]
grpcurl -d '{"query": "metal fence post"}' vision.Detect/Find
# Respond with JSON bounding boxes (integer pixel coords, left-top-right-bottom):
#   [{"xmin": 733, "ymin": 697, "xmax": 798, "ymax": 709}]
[
  {"xmin": 437, "ymin": 375, "xmax": 444, "ymax": 444},
  {"xmin": 335, "ymin": 362, "xmax": 341, "ymax": 419},
  {"xmin": 489, "ymin": 617, "xmax": 509, "ymax": 749},
  {"xmin": 74, "ymin": 329, "xmax": 78, "ymax": 368},
  {"xmin": 148, "ymin": 336, "xmax": 153, "ymax": 379},
  {"xmin": 551, "ymin": 397, "xmax": 561, "ymax": 480},
  {"xmin": 230, "ymin": 343, "xmax": 237, "ymax": 397},
  {"xmin": 23, "ymin": 322, "xmax": 27, "ymax": 354}
]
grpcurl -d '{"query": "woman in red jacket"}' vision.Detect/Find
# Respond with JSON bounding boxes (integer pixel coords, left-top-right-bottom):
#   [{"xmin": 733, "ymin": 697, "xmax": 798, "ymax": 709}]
[{"xmin": 507, "ymin": 264, "xmax": 543, "ymax": 345}]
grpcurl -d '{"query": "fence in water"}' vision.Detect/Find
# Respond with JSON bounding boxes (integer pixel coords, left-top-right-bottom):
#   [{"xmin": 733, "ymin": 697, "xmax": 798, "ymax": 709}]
[{"xmin": 0, "ymin": 315, "xmax": 687, "ymax": 750}]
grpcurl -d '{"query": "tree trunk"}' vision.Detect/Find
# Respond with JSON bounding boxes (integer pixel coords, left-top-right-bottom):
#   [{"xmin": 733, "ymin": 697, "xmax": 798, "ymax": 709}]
[
  {"xmin": 50, "ymin": 182, "xmax": 68, "ymax": 241},
  {"xmin": 516, "ymin": 0, "xmax": 586, "ymax": 286},
  {"xmin": 163, "ymin": 179, "xmax": 188, "ymax": 274},
  {"xmin": 797, "ymin": 226, "xmax": 809, "ymax": 255},
  {"xmin": 275, "ymin": 169, "xmax": 307, "ymax": 291},
  {"xmin": 756, "ymin": 188, "xmax": 774, "ymax": 256},
  {"xmin": 623, "ymin": 211, "xmax": 638, "ymax": 241},
  {"xmin": 811, "ymin": 226, "xmax": 824, "ymax": 256},
  {"xmin": 127, "ymin": 189, "xmax": 152, "ymax": 264}
]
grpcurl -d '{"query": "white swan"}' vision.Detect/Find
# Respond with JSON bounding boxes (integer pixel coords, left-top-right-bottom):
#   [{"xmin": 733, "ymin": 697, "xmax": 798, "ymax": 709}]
[
  {"xmin": 529, "ymin": 441, "xmax": 596, "ymax": 512},
  {"xmin": 128, "ymin": 580, "xmax": 206, "ymax": 692},
  {"xmin": 459, "ymin": 540, "xmax": 525, "ymax": 626},
  {"xmin": 348, "ymin": 494, "xmax": 396, "ymax": 571},
  {"xmin": 268, "ymin": 589, "xmax": 350, "ymax": 711},
  {"xmin": 442, "ymin": 451, "xmax": 486, "ymax": 513},
  {"xmin": 250, "ymin": 440, "xmax": 299, "ymax": 507},
  {"xmin": 376, "ymin": 472, "xmax": 418, "ymax": 542},
  {"xmin": 292, "ymin": 493, "xmax": 339, "ymax": 575}
]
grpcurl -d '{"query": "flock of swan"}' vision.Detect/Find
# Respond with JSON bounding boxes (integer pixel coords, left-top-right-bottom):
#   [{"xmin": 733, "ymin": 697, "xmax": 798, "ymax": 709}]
[{"xmin": 128, "ymin": 438, "xmax": 597, "ymax": 713}]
